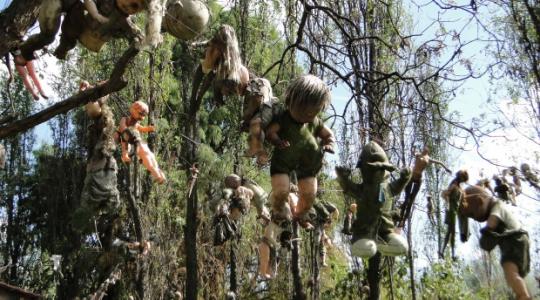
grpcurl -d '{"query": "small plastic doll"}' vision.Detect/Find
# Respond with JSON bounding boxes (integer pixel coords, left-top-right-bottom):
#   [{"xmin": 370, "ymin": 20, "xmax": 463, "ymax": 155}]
[
  {"xmin": 117, "ymin": 101, "xmax": 165, "ymax": 184},
  {"xmin": 5, "ymin": 50, "xmax": 48, "ymax": 100}
]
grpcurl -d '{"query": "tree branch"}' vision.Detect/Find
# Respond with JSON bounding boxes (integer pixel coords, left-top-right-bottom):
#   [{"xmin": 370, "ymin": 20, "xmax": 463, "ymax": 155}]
[
  {"xmin": 0, "ymin": 46, "xmax": 140, "ymax": 139},
  {"xmin": 0, "ymin": 0, "xmax": 42, "ymax": 57}
]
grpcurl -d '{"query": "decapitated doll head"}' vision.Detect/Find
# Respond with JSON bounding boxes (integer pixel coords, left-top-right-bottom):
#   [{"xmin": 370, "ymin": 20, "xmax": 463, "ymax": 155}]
[
  {"xmin": 116, "ymin": 0, "xmax": 146, "ymax": 15},
  {"xmin": 357, "ymin": 141, "xmax": 396, "ymax": 184},
  {"xmin": 224, "ymin": 174, "xmax": 241, "ymax": 189},
  {"xmin": 130, "ymin": 101, "xmax": 149, "ymax": 121},
  {"xmin": 460, "ymin": 185, "xmax": 494, "ymax": 222},
  {"xmin": 285, "ymin": 74, "xmax": 331, "ymax": 123},
  {"xmin": 85, "ymin": 101, "xmax": 102, "ymax": 119},
  {"xmin": 245, "ymin": 77, "xmax": 272, "ymax": 106}
]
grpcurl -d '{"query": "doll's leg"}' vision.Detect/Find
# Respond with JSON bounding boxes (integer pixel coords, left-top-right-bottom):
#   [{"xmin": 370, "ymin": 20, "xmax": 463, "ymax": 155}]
[
  {"xmin": 248, "ymin": 117, "xmax": 268, "ymax": 165},
  {"xmin": 270, "ymin": 174, "xmax": 290, "ymax": 214},
  {"xmin": 137, "ymin": 143, "xmax": 165, "ymax": 183},
  {"xmin": 295, "ymin": 176, "xmax": 317, "ymax": 220},
  {"xmin": 121, "ymin": 141, "xmax": 131, "ymax": 163},
  {"xmin": 502, "ymin": 262, "xmax": 531, "ymax": 300},
  {"xmin": 25, "ymin": 61, "xmax": 48, "ymax": 98},
  {"xmin": 15, "ymin": 65, "xmax": 39, "ymax": 100}
]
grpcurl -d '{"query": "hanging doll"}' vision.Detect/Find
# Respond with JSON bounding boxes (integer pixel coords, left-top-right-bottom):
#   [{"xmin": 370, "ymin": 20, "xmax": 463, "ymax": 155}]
[
  {"xmin": 117, "ymin": 101, "xmax": 165, "ymax": 184},
  {"xmin": 460, "ymin": 185, "xmax": 531, "ymax": 300},
  {"xmin": 440, "ymin": 170, "xmax": 469, "ymax": 259},
  {"xmin": 335, "ymin": 141, "xmax": 411, "ymax": 258},
  {"xmin": 520, "ymin": 163, "xmax": 540, "ymax": 191},
  {"xmin": 5, "ymin": 50, "xmax": 48, "ymax": 100},
  {"xmin": 190, "ymin": 25, "xmax": 250, "ymax": 106},
  {"xmin": 258, "ymin": 185, "xmax": 298, "ymax": 280},
  {"xmin": 162, "ymin": 0, "xmax": 209, "ymax": 41},
  {"xmin": 266, "ymin": 74, "xmax": 335, "ymax": 229},
  {"xmin": 222, "ymin": 174, "xmax": 270, "ymax": 221},
  {"xmin": 398, "ymin": 147, "xmax": 451, "ymax": 227},
  {"xmin": 508, "ymin": 166, "xmax": 522, "ymax": 196},
  {"xmin": 341, "ymin": 203, "xmax": 357, "ymax": 235},
  {"xmin": 494, "ymin": 175, "xmax": 516, "ymax": 206},
  {"xmin": 19, "ymin": 0, "xmax": 163, "ymax": 60},
  {"xmin": 72, "ymin": 80, "xmax": 119, "ymax": 249},
  {"xmin": 242, "ymin": 77, "xmax": 278, "ymax": 166},
  {"xmin": 310, "ymin": 201, "xmax": 339, "ymax": 267}
]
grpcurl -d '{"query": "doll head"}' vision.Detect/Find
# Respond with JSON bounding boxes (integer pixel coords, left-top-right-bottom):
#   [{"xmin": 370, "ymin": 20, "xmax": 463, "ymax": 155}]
[
  {"xmin": 79, "ymin": 80, "xmax": 91, "ymax": 91},
  {"xmin": 357, "ymin": 141, "xmax": 396, "ymax": 184},
  {"xmin": 285, "ymin": 75, "xmax": 331, "ymax": 123},
  {"xmin": 455, "ymin": 170, "xmax": 469, "ymax": 184},
  {"xmin": 212, "ymin": 25, "xmax": 242, "ymax": 82},
  {"xmin": 421, "ymin": 147, "xmax": 429, "ymax": 156},
  {"xmin": 245, "ymin": 77, "xmax": 272, "ymax": 106},
  {"xmin": 130, "ymin": 101, "xmax": 149, "ymax": 121},
  {"xmin": 460, "ymin": 185, "xmax": 494, "ymax": 222},
  {"xmin": 116, "ymin": 0, "xmax": 146, "ymax": 15},
  {"xmin": 224, "ymin": 174, "xmax": 241, "ymax": 189},
  {"xmin": 349, "ymin": 203, "xmax": 357, "ymax": 214}
]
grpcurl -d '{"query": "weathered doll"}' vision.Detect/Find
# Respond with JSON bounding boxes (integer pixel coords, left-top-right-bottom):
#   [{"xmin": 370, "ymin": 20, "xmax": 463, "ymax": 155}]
[
  {"xmin": 460, "ymin": 185, "xmax": 531, "ymax": 300},
  {"xmin": 222, "ymin": 174, "xmax": 270, "ymax": 222},
  {"xmin": 258, "ymin": 185, "xmax": 298, "ymax": 280},
  {"xmin": 311, "ymin": 201, "xmax": 339, "ymax": 267},
  {"xmin": 440, "ymin": 170, "xmax": 469, "ymax": 259},
  {"xmin": 508, "ymin": 167, "xmax": 522, "ymax": 196},
  {"xmin": 494, "ymin": 175, "xmax": 516, "ymax": 206},
  {"xmin": 341, "ymin": 203, "xmax": 357, "ymax": 235},
  {"xmin": 398, "ymin": 147, "xmax": 451, "ymax": 227},
  {"xmin": 266, "ymin": 74, "xmax": 335, "ymax": 229},
  {"xmin": 19, "ymin": 0, "xmax": 162, "ymax": 60},
  {"xmin": 117, "ymin": 101, "xmax": 165, "ymax": 184},
  {"xmin": 242, "ymin": 77, "xmax": 277, "ymax": 166},
  {"xmin": 520, "ymin": 163, "xmax": 540, "ymax": 191},
  {"xmin": 191, "ymin": 25, "xmax": 250, "ymax": 105},
  {"xmin": 335, "ymin": 141, "xmax": 411, "ymax": 258},
  {"xmin": 162, "ymin": 0, "xmax": 209, "ymax": 41},
  {"xmin": 73, "ymin": 82, "xmax": 119, "ymax": 249}
]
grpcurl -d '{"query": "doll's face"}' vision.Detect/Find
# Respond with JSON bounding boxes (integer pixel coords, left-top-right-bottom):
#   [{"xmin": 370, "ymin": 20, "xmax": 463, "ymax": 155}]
[
  {"xmin": 117, "ymin": 0, "xmax": 145, "ymax": 15},
  {"xmin": 130, "ymin": 105, "xmax": 147, "ymax": 121},
  {"xmin": 289, "ymin": 102, "xmax": 325, "ymax": 123}
]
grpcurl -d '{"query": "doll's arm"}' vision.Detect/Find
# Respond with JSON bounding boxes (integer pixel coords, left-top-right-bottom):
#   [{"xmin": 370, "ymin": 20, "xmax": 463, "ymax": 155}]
[
  {"xmin": 318, "ymin": 125, "xmax": 335, "ymax": 154},
  {"xmin": 335, "ymin": 166, "xmax": 363, "ymax": 198},
  {"xmin": 429, "ymin": 158, "xmax": 451, "ymax": 173},
  {"xmin": 136, "ymin": 124, "xmax": 155, "ymax": 133},
  {"xmin": 266, "ymin": 122, "xmax": 289, "ymax": 149},
  {"xmin": 390, "ymin": 167, "xmax": 412, "ymax": 196},
  {"xmin": 84, "ymin": 0, "xmax": 110, "ymax": 23}
]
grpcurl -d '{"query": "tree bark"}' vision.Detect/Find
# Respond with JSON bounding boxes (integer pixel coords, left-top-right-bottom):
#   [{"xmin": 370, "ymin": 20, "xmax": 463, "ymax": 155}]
[{"xmin": 0, "ymin": 0, "xmax": 41, "ymax": 57}]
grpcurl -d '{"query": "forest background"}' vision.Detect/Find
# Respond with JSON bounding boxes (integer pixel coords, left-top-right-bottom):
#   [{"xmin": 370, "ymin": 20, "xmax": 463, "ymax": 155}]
[{"xmin": 0, "ymin": 0, "xmax": 539, "ymax": 299}]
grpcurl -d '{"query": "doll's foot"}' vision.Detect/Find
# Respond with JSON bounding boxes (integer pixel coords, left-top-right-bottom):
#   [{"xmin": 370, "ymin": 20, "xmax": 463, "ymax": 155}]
[
  {"xmin": 32, "ymin": 92, "xmax": 40, "ymax": 101},
  {"xmin": 39, "ymin": 91, "xmax": 49, "ymax": 100},
  {"xmin": 121, "ymin": 153, "xmax": 132, "ymax": 163}
]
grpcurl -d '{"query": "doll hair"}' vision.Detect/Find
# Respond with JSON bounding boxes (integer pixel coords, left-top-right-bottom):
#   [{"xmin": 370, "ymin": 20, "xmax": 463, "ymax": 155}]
[
  {"xmin": 285, "ymin": 74, "xmax": 331, "ymax": 114},
  {"xmin": 212, "ymin": 25, "xmax": 242, "ymax": 83}
]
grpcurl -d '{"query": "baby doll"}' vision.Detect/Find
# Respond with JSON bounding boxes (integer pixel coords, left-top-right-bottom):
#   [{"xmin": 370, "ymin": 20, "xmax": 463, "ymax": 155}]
[
  {"xmin": 266, "ymin": 74, "xmax": 335, "ymax": 229},
  {"xmin": 5, "ymin": 50, "xmax": 48, "ymax": 100},
  {"xmin": 440, "ymin": 170, "xmax": 469, "ymax": 259},
  {"xmin": 118, "ymin": 101, "xmax": 165, "ymax": 184}
]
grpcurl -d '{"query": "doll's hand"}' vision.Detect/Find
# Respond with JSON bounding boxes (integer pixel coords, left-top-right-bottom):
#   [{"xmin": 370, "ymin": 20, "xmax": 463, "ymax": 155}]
[
  {"xmin": 322, "ymin": 144, "xmax": 335, "ymax": 154},
  {"xmin": 335, "ymin": 166, "xmax": 351, "ymax": 177},
  {"xmin": 122, "ymin": 152, "xmax": 131, "ymax": 163},
  {"xmin": 147, "ymin": 125, "xmax": 155, "ymax": 132},
  {"xmin": 276, "ymin": 140, "xmax": 290, "ymax": 149},
  {"xmin": 399, "ymin": 167, "xmax": 411, "ymax": 179}
]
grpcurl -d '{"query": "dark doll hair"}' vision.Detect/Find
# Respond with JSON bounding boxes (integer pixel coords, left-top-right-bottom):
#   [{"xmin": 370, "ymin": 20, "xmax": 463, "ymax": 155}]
[{"xmin": 285, "ymin": 74, "xmax": 331, "ymax": 114}]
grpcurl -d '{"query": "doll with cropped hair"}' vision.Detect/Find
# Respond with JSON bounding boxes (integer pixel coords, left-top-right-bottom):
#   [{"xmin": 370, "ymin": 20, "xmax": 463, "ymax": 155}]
[
  {"xmin": 265, "ymin": 74, "xmax": 335, "ymax": 229},
  {"xmin": 460, "ymin": 185, "xmax": 531, "ymax": 300},
  {"xmin": 117, "ymin": 101, "xmax": 165, "ymax": 184}
]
